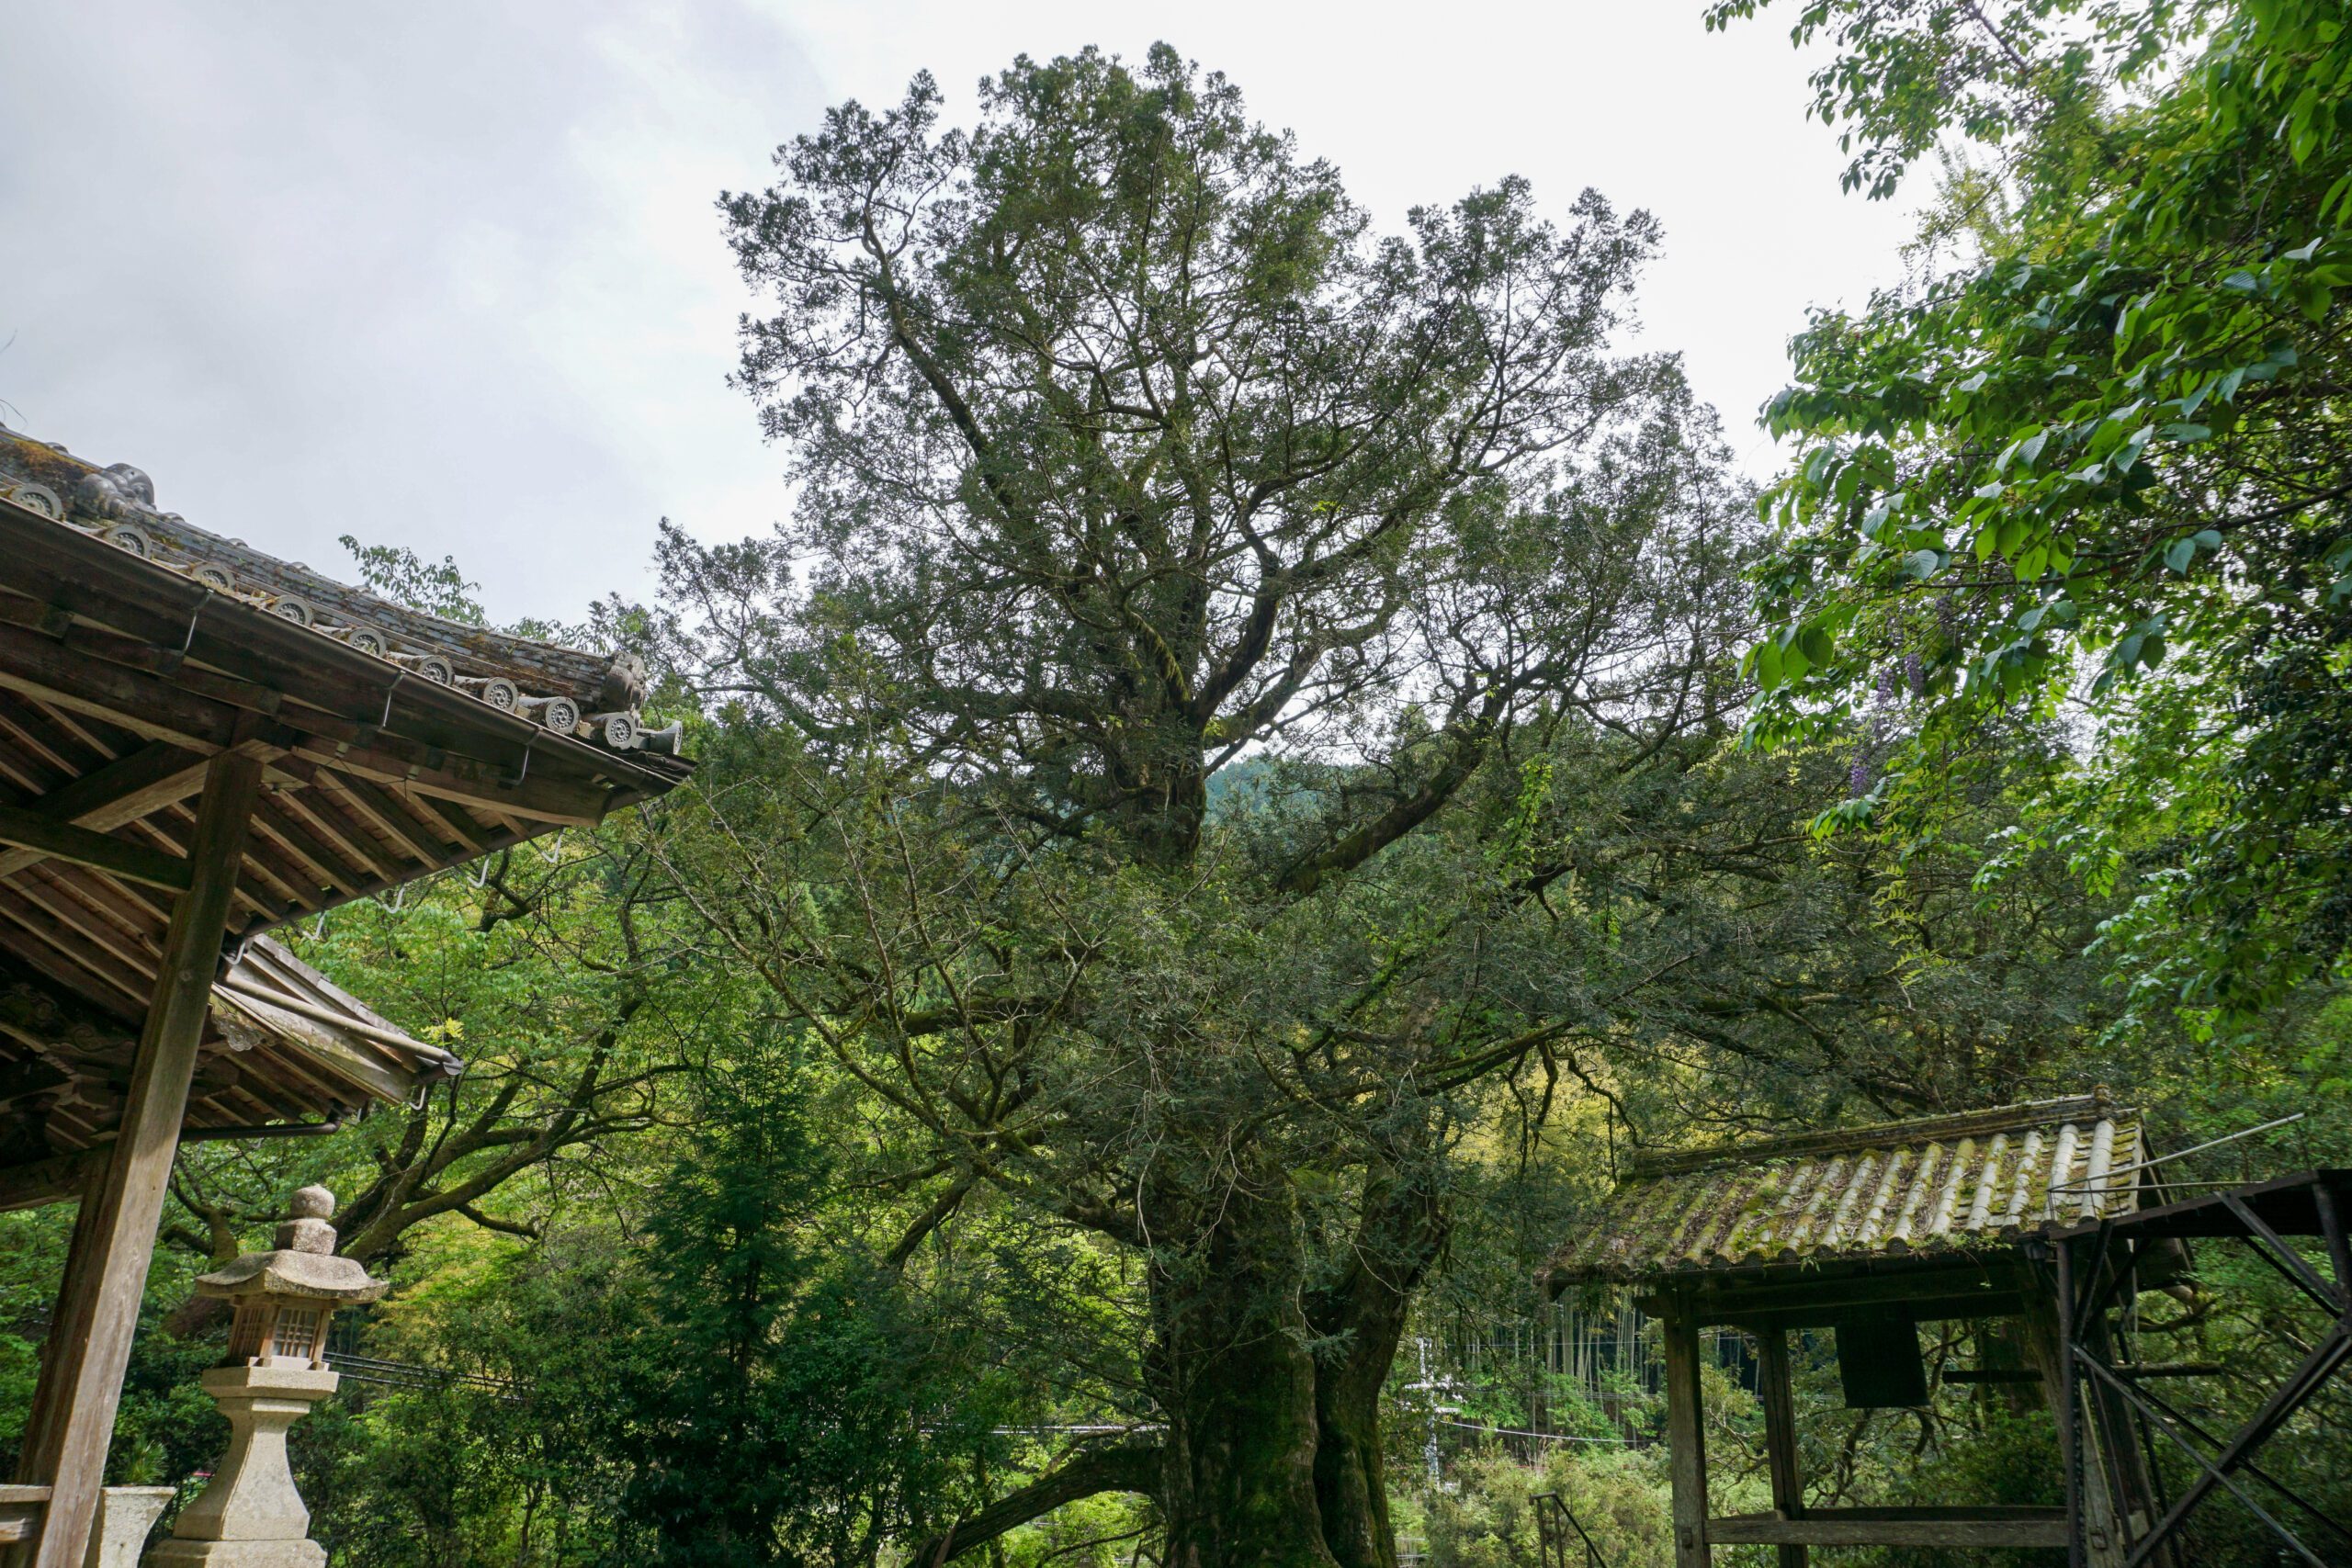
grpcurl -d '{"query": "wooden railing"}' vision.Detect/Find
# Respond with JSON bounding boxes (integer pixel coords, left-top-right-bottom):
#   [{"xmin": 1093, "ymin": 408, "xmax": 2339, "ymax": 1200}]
[{"xmin": 0, "ymin": 1486, "xmax": 50, "ymax": 1546}]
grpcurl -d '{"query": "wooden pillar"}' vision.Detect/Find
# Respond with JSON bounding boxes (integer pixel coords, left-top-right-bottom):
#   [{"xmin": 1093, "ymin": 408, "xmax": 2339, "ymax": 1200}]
[
  {"xmin": 1660, "ymin": 1303, "xmax": 1711, "ymax": 1568},
  {"xmin": 1754, "ymin": 1327, "xmax": 1806, "ymax": 1568},
  {"xmin": 10, "ymin": 1176, "xmax": 107, "ymax": 1483},
  {"xmin": 2051, "ymin": 1240, "xmax": 2086, "ymax": 1568},
  {"xmin": 2080, "ymin": 1262, "xmax": 2173, "ymax": 1567},
  {"xmin": 17, "ymin": 752, "xmax": 261, "ymax": 1568}
]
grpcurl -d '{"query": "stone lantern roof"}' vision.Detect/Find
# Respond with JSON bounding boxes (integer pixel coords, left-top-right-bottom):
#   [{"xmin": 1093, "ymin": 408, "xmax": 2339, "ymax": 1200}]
[{"xmin": 194, "ymin": 1185, "xmax": 386, "ymax": 1304}]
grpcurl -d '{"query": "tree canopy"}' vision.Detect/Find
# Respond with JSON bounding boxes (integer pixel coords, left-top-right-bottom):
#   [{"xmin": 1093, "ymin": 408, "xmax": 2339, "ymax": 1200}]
[{"xmin": 1716, "ymin": 0, "xmax": 2352, "ymax": 1020}]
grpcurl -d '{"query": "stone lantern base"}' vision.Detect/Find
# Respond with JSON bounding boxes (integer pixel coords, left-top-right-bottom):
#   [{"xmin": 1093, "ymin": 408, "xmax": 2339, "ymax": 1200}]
[{"xmin": 144, "ymin": 1366, "xmax": 338, "ymax": 1568}]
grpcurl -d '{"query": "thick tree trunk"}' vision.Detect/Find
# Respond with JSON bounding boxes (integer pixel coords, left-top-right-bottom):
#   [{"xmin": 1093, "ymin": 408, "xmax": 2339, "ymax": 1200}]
[
  {"xmin": 1306, "ymin": 1177, "xmax": 1445, "ymax": 1568},
  {"xmin": 1152, "ymin": 1186, "xmax": 1336, "ymax": 1568},
  {"xmin": 1149, "ymin": 1173, "xmax": 1447, "ymax": 1568},
  {"xmin": 910, "ymin": 1175, "xmax": 1445, "ymax": 1568}
]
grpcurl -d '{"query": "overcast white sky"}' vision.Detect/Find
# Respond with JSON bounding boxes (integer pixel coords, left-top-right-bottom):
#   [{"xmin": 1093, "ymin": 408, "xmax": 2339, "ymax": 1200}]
[{"xmin": 1, "ymin": 1, "xmax": 1917, "ymax": 626}]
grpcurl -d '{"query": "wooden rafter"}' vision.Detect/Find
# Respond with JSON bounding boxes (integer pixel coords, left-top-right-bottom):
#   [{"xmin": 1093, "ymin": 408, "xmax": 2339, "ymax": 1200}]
[{"xmin": 0, "ymin": 809, "xmax": 190, "ymax": 893}]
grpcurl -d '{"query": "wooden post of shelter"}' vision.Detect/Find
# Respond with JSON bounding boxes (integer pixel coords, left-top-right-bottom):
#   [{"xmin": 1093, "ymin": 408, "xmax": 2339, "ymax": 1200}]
[
  {"xmin": 1659, "ymin": 1297, "xmax": 1710, "ymax": 1568},
  {"xmin": 18, "ymin": 750, "xmax": 262, "ymax": 1568},
  {"xmin": 2078, "ymin": 1298, "xmax": 2169, "ymax": 1561},
  {"xmin": 2052, "ymin": 1237, "xmax": 2086, "ymax": 1568},
  {"xmin": 1753, "ymin": 1326, "xmax": 1806, "ymax": 1568},
  {"xmin": 2027, "ymin": 1239, "xmax": 2139, "ymax": 1568}
]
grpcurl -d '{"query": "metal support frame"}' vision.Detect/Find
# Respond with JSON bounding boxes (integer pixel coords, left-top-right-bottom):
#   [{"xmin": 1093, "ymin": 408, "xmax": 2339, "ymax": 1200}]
[{"xmin": 2054, "ymin": 1172, "xmax": 2352, "ymax": 1568}]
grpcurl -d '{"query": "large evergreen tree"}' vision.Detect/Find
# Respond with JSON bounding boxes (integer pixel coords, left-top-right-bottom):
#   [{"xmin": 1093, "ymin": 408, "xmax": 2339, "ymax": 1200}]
[{"xmin": 651, "ymin": 43, "xmax": 1760, "ymax": 1568}]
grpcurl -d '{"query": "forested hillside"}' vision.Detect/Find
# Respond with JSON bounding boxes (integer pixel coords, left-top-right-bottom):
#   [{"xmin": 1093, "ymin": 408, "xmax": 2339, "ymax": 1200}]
[{"xmin": 3, "ymin": 4, "xmax": 2346, "ymax": 1565}]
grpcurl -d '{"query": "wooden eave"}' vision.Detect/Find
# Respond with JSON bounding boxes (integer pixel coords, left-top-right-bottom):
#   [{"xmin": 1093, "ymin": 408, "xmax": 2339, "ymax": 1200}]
[
  {"xmin": 0, "ymin": 483, "xmax": 690, "ymax": 1154},
  {"xmin": 1629, "ymin": 1251, "xmax": 2041, "ymax": 1330},
  {"xmin": 0, "ymin": 501, "xmax": 684, "ymax": 814}
]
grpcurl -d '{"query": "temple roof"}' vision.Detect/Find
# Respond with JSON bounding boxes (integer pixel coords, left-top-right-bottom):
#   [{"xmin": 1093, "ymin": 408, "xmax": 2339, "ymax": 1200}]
[
  {"xmin": 0, "ymin": 425, "xmax": 691, "ymax": 1160},
  {"xmin": 1542, "ymin": 1094, "xmax": 2146, "ymax": 1289}
]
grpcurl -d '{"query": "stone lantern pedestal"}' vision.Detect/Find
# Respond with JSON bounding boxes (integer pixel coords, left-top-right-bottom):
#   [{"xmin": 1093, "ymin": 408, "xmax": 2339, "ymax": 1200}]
[{"xmin": 146, "ymin": 1188, "xmax": 384, "ymax": 1568}]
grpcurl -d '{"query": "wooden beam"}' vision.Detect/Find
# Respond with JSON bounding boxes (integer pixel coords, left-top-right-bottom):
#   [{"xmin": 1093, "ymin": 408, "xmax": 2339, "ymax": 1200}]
[
  {"xmin": 0, "ymin": 707, "xmax": 85, "ymax": 796},
  {"xmin": 0, "ymin": 927, "xmax": 140, "ymax": 1025},
  {"xmin": 7, "ymin": 873, "xmax": 162, "ymax": 984},
  {"xmin": 1755, "ymin": 1328, "xmax": 1806, "ymax": 1568},
  {"xmin": 1713, "ymin": 1291, "xmax": 2032, "ymax": 1333},
  {"xmin": 0, "ymin": 1147, "xmax": 103, "ymax": 1213},
  {"xmin": 29, "ymin": 851, "xmax": 174, "ymax": 936},
  {"xmin": 0, "ymin": 620, "xmax": 239, "ymax": 753},
  {"xmin": 232, "ymin": 821, "xmax": 535, "ymax": 946},
  {"xmin": 1705, "ymin": 1510, "xmax": 2068, "ymax": 1549},
  {"xmin": 136, "ymin": 787, "xmax": 318, "ymax": 905},
  {"xmin": 0, "ymin": 604, "xmax": 300, "ymax": 728},
  {"xmin": 327, "ymin": 772, "xmax": 460, "ymax": 866},
  {"xmin": 130, "ymin": 805, "xmax": 303, "ymax": 928},
  {"xmin": 417, "ymin": 793, "xmax": 491, "ymax": 857},
  {"xmin": 1641, "ymin": 1265, "xmax": 2030, "ymax": 1324},
  {"xmin": 248, "ymin": 801, "xmax": 363, "ymax": 899},
  {"xmin": 0, "ymin": 745, "xmax": 53, "ymax": 800},
  {"xmin": 0, "ymin": 744, "xmax": 213, "ymax": 886},
  {"xmin": 17, "ymin": 700, "xmax": 129, "ymax": 777},
  {"xmin": 299, "ymin": 772, "xmax": 431, "ymax": 879},
  {"xmin": 1662, "ymin": 1303, "xmax": 1711, "ymax": 1568},
  {"xmin": 0, "ymin": 1482, "xmax": 52, "ymax": 1543},
  {"xmin": 0, "ymin": 888, "xmax": 153, "ymax": 1013},
  {"xmin": 21, "ymin": 742, "xmax": 212, "ymax": 832},
  {"xmin": 0, "ymin": 806, "xmax": 189, "ymax": 892},
  {"xmin": 18, "ymin": 750, "xmax": 262, "ymax": 1568},
  {"xmin": 294, "ymin": 738, "xmax": 608, "ymax": 828},
  {"xmin": 269, "ymin": 785, "xmax": 400, "ymax": 884}
]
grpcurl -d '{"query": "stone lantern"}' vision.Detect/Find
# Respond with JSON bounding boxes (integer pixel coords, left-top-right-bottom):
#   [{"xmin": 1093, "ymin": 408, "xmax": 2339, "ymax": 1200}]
[{"xmin": 147, "ymin": 1187, "xmax": 386, "ymax": 1568}]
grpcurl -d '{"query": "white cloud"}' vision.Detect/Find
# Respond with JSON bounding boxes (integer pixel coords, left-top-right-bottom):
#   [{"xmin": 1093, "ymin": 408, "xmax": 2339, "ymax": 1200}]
[{"xmin": 2, "ymin": 0, "xmax": 1915, "ymax": 626}]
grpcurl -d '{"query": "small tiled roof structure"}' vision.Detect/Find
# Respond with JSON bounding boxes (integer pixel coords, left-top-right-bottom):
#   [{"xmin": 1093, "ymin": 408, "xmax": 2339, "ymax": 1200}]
[
  {"xmin": 1543, "ymin": 1093, "xmax": 2144, "ymax": 1290},
  {"xmin": 1544, "ymin": 1097, "xmax": 2156, "ymax": 1560}
]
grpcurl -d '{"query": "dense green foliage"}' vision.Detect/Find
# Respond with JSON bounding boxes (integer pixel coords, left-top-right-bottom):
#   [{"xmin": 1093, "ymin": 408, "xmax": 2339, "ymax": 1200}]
[
  {"xmin": 1715, "ymin": 0, "xmax": 2352, "ymax": 1022},
  {"xmin": 297, "ymin": 1061, "xmax": 993, "ymax": 1568}
]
